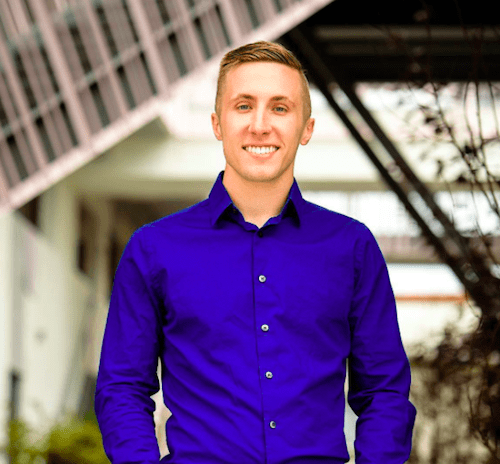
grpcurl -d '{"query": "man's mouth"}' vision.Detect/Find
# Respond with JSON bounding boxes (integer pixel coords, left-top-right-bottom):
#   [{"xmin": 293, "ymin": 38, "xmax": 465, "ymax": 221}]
[{"xmin": 243, "ymin": 146, "xmax": 279, "ymax": 155}]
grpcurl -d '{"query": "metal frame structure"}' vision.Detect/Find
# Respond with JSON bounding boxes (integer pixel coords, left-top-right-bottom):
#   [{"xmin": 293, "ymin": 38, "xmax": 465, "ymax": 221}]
[
  {"xmin": 0, "ymin": 0, "xmax": 333, "ymax": 213},
  {"xmin": 1, "ymin": 0, "xmax": 499, "ymax": 312},
  {"xmin": 283, "ymin": 21, "xmax": 500, "ymax": 318}
]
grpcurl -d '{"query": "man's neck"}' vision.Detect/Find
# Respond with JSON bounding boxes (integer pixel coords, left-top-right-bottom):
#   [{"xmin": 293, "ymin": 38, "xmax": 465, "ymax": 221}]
[{"xmin": 222, "ymin": 170, "xmax": 292, "ymax": 229}]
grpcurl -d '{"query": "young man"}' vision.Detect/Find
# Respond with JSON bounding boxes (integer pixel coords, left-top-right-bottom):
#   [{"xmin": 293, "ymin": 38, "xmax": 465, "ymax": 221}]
[{"xmin": 95, "ymin": 41, "xmax": 416, "ymax": 464}]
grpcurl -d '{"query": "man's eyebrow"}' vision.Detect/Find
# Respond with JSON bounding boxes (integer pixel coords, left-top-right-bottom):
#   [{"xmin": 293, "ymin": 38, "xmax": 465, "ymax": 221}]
[
  {"xmin": 230, "ymin": 94, "xmax": 255, "ymax": 102},
  {"xmin": 270, "ymin": 96, "xmax": 295, "ymax": 104},
  {"xmin": 230, "ymin": 94, "xmax": 296, "ymax": 105}
]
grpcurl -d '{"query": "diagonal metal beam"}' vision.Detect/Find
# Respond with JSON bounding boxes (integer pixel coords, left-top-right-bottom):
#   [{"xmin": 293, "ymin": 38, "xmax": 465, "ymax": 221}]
[
  {"xmin": 28, "ymin": 0, "xmax": 92, "ymax": 145},
  {"xmin": 80, "ymin": 0, "xmax": 129, "ymax": 116},
  {"xmin": 125, "ymin": 0, "xmax": 171, "ymax": 97},
  {"xmin": 285, "ymin": 26, "xmax": 500, "ymax": 318}
]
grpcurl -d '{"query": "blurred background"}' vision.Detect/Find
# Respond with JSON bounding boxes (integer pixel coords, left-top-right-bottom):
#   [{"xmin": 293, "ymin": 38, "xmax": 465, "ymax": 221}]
[{"xmin": 0, "ymin": 0, "xmax": 499, "ymax": 463}]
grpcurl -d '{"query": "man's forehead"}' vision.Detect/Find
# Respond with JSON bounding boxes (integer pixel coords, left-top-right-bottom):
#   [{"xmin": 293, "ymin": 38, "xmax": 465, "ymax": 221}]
[
  {"xmin": 226, "ymin": 61, "xmax": 301, "ymax": 83},
  {"xmin": 225, "ymin": 63, "xmax": 301, "ymax": 97}
]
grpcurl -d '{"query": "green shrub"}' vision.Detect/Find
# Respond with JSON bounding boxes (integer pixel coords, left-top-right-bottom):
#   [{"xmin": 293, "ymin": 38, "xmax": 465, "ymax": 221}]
[{"xmin": 3, "ymin": 416, "xmax": 109, "ymax": 464}]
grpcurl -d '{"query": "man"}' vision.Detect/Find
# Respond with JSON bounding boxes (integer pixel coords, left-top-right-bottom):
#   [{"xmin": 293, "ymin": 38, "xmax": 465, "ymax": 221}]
[{"xmin": 95, "ymin": 41, "xmax": 416, "ymax": 464}]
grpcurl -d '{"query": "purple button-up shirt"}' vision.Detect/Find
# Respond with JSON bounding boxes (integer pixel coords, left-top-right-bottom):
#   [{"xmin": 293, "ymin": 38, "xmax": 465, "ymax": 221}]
[{"xmin": 95, "ymin": 170, "xmax": 416, "ymax": 464}]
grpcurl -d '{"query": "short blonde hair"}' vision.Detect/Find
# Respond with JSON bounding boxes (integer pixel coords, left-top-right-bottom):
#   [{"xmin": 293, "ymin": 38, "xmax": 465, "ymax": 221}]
[{"xmin": 215, "ymin": 41, "xmax": 311, "ymax": 120}]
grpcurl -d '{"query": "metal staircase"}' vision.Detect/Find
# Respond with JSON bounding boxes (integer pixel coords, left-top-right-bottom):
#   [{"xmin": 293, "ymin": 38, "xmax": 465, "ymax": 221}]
[{"xmin": 0, "ymin": 0, "xmax": 333, "ymax": 213}]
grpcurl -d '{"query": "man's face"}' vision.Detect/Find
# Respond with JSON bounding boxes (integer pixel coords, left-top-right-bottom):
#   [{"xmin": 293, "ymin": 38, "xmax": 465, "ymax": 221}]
[{"xmin": 211, "ymin": 62, "xmax": 315, "ymax": 185}]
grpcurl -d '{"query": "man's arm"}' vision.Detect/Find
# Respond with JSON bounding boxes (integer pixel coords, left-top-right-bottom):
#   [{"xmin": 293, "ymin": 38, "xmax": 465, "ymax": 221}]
[
  {"xmin": 347, "ymin": 224, "xmax": 416, "ymax": 463},
  {"xmin": 95, "ymin": 229, "xmax": 163, "ymax": 464}
]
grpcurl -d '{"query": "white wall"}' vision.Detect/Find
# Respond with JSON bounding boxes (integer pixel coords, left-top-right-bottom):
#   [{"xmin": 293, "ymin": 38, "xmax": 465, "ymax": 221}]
[
  {"xmin": 0, "ymin": 179, "xmax": 101, "ymax": 438},
  {"xmin": 0, "ymin": 213, "xmax": 14, "ymax": 464}
]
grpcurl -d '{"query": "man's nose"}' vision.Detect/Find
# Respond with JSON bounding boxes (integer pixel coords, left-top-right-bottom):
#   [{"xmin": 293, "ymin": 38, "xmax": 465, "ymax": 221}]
[{"xmin": 249, "ymin": 109, "xmax": 271, "ymax": 134}]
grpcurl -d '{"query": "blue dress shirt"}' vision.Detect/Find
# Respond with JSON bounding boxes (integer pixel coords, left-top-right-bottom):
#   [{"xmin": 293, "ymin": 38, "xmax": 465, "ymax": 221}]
[{"xmin": 95, "ymin": 170, "xmax": 416, "ymax": 464}]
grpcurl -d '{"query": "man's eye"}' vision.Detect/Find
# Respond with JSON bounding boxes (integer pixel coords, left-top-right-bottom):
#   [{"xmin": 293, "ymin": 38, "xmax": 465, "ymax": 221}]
[
  {"xmin": 274, "ymin": 106, "xmax": 287, "ymax": 113},
  {"xmin": 237, "ymin": 104, "xmax": 250, "ymax": 110}
]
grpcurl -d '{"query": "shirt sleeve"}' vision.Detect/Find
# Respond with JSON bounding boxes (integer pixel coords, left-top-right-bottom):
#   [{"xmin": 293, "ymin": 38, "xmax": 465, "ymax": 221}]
[
  {"xmin": 95, "ymin": 228, "xmax": 163, "ymax": 464},
  {"xmin": 347, "ymin": 223, "xmax": 416, "ymax": 463}
]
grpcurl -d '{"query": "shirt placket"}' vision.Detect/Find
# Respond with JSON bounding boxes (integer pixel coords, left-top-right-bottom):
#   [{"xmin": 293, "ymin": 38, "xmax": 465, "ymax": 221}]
[{"xmin": 251, "ymin": 226, "xmax": 280, "ymax": 462}]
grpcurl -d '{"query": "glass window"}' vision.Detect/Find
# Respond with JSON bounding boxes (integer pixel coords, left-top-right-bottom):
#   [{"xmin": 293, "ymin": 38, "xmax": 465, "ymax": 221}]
[
  {"xmin": 60, "ymin": 102, "xmax": 78, "ymax": 146},
  {"xmin": 0, "ymin": 99, "xmax": 9, "ymax": 129},
  {"xmin": 35, "ymin": 117, "xmax": 56, "ymax": 161},
  {"xmin": 34, "ymin": 28, "xmax": 60, "ymax": 94},
  {"xmin": 214, "ymin": 4, "xmax": 231, "ymax": 46},
  {"xmin": 121, "ymin": 0, "xmax": 140, "ymax": 43},
  {"xmin": 272, "ymin": 0, "xmax": 283, "ymax": 13},
  {"xmin": 168, "ymin": 33, "xmax": 188, "ymax": 76},
  {"xmin": 140, "ymin": 52, "xmax": 157, "ymax": 95},
  {"xmin": 117, "ymin": 65, "xmax": 136, "ymax": 109},
  {"xmin": 0, "ymin": 145, "xmax": 14, "ymax": 187},
  {"xmin": 65, "ymin": 10, "xmax": 92, "ymax": 74},
  {"xmin": 0, "ymin": 14, "xmax": 9, "ymax": 41},
  {"xmin": 90, "ymin": 82, "xmax": 110, "ymax": 127},
  {"xmin": 7, "ymin": 135, "xmax": 28, "ymax": 179},
  {"xmin": 94, "ymin": 1, "xmax": 119, "ymax": 57},
  {"xmin": 244, "ymin": 0, "xmax": 259, "ymax": 28},
  {"xmin": 21, "ymin": 0, "xmax": 35, "ymax": 24},
  {"xmin": 194, "ymin": 17, "xmax": 211, "ymax": 60},
  {"xmin": 12, "ymin": 49, "xmax": 37, "ymax": 109},
  {"xmin": 155, "ymin": 0, "xmax": 170, "ymax": 26}
]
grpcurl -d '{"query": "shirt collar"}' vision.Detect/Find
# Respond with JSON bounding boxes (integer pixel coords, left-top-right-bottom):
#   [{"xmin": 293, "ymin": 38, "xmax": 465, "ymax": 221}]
[{"xmin": 208, "ymin": 170, "xmax": 306, "ymax": 228}]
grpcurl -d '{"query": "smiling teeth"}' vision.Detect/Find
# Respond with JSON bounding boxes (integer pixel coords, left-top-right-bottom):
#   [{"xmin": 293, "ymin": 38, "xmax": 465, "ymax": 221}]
[{"xmin": 244, "ymin": 146, "xmax": 278, "ymax": 154}]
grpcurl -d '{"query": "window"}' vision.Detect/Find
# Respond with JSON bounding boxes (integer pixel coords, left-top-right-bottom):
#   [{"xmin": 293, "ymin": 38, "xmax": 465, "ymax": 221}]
[
  {"xmin": 194, "ymin": 17, "xmax": 211, "ymax": 60},
  {"xmin": 12, "ymin": 49, "xmax": 37, "ymax": 109},
  {"xmin": 117, "ymin": 66, "xmax": 136, "ymax": 109},
  {"xmin": 140, "ymin": 52, "xmax": 157, "ymax": 95},
  {"xmin": 94, "ymin": 1, "xmax": 119, "ymax": 57},
  {"xmin": 0, "ymin": 98, "xmax": 9, "ymax": 129},
  {"xmin": 7, "ymin": 135, "xmax": 28, "ymax": 180},
  {"xmin": 60, "ymin": 102, "xmax": 78, "ymax": 146},
  {"xmin": 0, "ymin": 14, "xmax": 8, "ymax": 40},
  {"xmin": 155, "ymin": 0, "xmax": 170, "ymax": 26},
  {"xmin": 272, "ymin": 0, "xmax": 283, "ymax": 12},
  {"xmin": 35, "ymin": 28, "xmax": 60, "ymax": 94},
  {"xmin": 65, "ymin": 11, "xmax": 92, "ymax": 75},
  {"xmin": 90, "ymin": 82, "xmax": 110, "ymax": 127},
  {"xmin": 121, "ymin": 0, "xmax": 140, "ymax": 43},
  {"xmin": 168, "ymin": 33, "xmax": 188, "ymax": 76},
  {"xmin": 35, "ymin": 117, "xmax": 56, "ymax": 161},
  {"xmin": 244, "ymin": 0, "xmax": 260, "ymax": 29},
  {"xmin": 214, "ymin": 4, "xmax": 231, "ymax": 46}
]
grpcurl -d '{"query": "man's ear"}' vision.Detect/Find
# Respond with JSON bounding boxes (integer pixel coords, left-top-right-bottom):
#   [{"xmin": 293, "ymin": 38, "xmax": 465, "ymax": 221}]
[
  {"xmin": 211, "ymin": 113, "xmax": 223, "ymax": 141},
  {"xmin": 300, "ymin": 117, "xmax": 315, "ymax": 145}
]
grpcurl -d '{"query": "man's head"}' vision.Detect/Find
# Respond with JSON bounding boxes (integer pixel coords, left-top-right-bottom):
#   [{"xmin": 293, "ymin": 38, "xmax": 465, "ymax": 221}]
[
  {"xmin": 214, "ymin": 41, "xmax": 311, "ymax": 121},
  {"xmin": 211, "ymin": 41, "xmax": 315, "ymax": 186}
]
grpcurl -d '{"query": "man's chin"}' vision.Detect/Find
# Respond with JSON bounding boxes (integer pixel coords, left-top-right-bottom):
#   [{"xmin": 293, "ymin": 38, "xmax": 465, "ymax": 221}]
[
  {"xmin": 225, "ymin": 164, "xmax": 290, "ymax": 185},
  {"xmin": 242, "ymin": 170, "xmax": 281, "ymax": 184}
]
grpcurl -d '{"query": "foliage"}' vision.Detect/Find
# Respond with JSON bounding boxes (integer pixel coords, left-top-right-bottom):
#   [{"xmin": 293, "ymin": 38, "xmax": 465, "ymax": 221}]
[
  {"xmin": 409, "ymin": 322, "xmax": 500, "ymax": 463},
  {"xmin": 395, "ymin": 76, "xmax": 500, "ymax": 464},
  {"xmin": 3, "ymin": 415, "xmax": 109, "ymax": 464},
  {"xmin": 370, "ymin": 3, "xmax": 500, "ymax": 461}
]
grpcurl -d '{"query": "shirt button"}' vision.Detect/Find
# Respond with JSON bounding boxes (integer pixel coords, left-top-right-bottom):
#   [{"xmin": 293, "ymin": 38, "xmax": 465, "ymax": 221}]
[
  {"xmin": 261, "ymin": 324, "xmax": 269, "ymax": 332},
  {"xmin": 270, "ymin": 421, "xmax": 276, "ymax": 429},
  {"xmin": 257, "ymin": 230, "xmax": 263, "ymax": 237},
  {"xmin": 258, "ymin": 275, "xmax": 266, "ymax": 283},
  {"xmin": 265, "ymin": 371, "xmax": 273, "ymax": 379}
]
